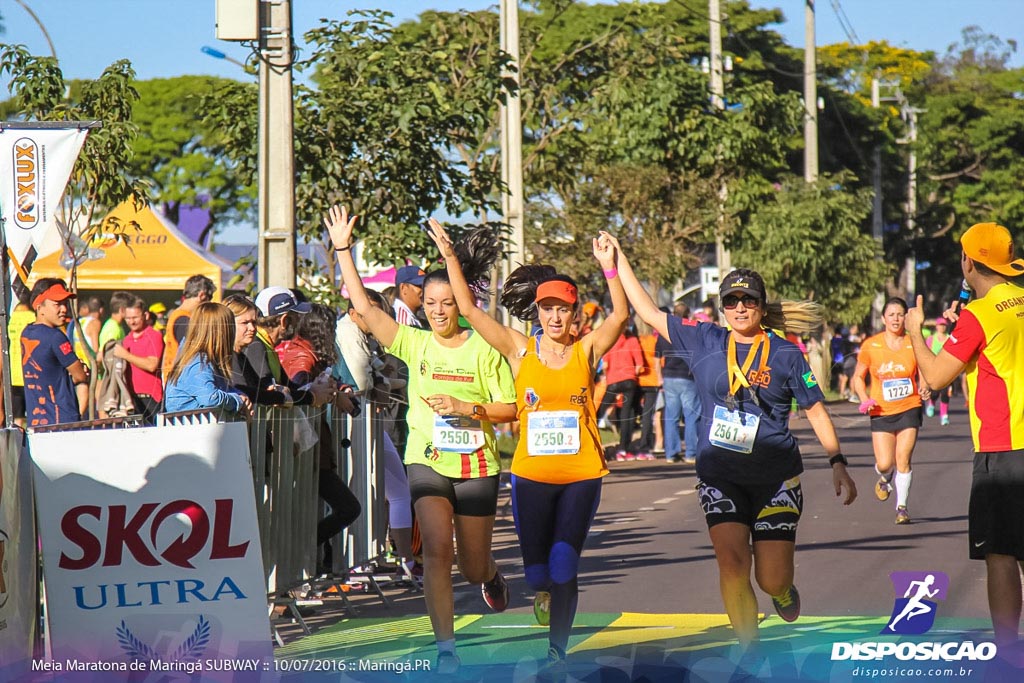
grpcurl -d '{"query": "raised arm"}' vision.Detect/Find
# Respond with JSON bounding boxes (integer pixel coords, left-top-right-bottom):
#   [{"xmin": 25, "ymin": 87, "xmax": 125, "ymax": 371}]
[
  {"xmin": 427, "ymin": 218, "xmax": 524, "ymax": 358},
  {"xmin": 324, "ymin": 205, "xmax": 399, "ymax": 348},
  {"xmin": 586, "ymin": 233, "xmax": 630, "ymax": 359},
  {"xmin": 598, "ymin": 231, "xmax": 669, "ymax": 339}
]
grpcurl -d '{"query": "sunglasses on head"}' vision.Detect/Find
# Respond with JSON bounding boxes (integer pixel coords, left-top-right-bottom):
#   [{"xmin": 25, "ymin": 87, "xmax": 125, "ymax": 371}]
[{"xmin": 722, "ymin": 294, "xmax": 761, "ymax": 310}]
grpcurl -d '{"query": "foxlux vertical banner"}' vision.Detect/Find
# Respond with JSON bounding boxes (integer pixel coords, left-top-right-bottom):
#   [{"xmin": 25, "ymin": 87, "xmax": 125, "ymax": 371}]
[
  {"xmin": 0, "ymin": 429, "xmax": 37, "ymax": 681},
  {"xmin": 30, "ymin": 422, "xmax": 273, "ymax": 678},
  {"xmin": 0, "ymin": 127, "xmax": 88, "ymax": 263}
]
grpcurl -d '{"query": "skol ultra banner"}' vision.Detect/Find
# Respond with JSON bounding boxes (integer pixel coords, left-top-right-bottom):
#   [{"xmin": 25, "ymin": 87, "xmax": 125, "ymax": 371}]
[
  {"xmin": 29, "ymin": 422, "xmax": 272, "ymax": 680},
  {"xmin": 0, "ymin": 429, "xmax": 37, "ymax": 682},
  {"xmin": 0, "ymin": 127, "xmax": 88, "ymax": 264}
]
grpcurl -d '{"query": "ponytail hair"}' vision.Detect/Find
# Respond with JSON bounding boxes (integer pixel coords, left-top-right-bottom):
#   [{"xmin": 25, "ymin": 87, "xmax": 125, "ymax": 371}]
[
  {"xmin": 501, "ymin": 266, "xmax": 580, "ymax": 322},
  {"xmin": 763, "ymin": 301, "xmax": 824, "ymax": 335},
  {"xmin": 423, "ymin": 225, "xmax": 503, "ymax": 296}
]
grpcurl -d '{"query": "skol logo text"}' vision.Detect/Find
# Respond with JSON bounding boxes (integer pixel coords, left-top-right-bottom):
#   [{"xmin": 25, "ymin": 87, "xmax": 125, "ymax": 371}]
[{"xmin": 59, "ymin": 498, "xmax": 250, "ymax": 570}]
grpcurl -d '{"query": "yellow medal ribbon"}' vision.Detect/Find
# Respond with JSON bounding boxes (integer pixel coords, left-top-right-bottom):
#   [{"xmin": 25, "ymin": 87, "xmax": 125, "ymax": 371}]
[{"xmin": 727, "ymin": 331, "xmax": 769, "ymax": 398}]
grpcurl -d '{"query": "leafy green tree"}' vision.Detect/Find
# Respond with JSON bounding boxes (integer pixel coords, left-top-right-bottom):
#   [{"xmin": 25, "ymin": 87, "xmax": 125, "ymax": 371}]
[
  {"xmin": 731, "ymin": 173, "xmax": 890, "ymax": 324},
  {"xmin": 917, "ymin": 28, "xmax": 1024, "ymax": 233},
  {"xmin": 129, "ymin": 76, "xmax": 256, "ymax": 244},
  {"xmin": 526, "ymin": 163, "xmax": 711, "ymax": 295},
  {"xmin": 201, "ymin": 9, "xmax": 512, "ymax": 293},
  {"xmin": 0, "ymin": 43, "xmax": 146, "ymax": 247},
  {"xmin": 1, "ymin": 43, "xmax": 148, "ymax": 416}
]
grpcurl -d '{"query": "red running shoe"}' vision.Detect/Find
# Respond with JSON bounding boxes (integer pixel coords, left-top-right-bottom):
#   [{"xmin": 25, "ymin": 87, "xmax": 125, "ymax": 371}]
[{"xmin": 481, "ymin": 570, "xmax": 510, "ymax": 612}]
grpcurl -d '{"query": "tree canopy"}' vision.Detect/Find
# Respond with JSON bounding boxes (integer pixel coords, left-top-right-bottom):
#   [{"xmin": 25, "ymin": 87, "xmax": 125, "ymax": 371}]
[{"xmin": 4, "ymin": 3, "xmax": 1021, "ymax": 324}]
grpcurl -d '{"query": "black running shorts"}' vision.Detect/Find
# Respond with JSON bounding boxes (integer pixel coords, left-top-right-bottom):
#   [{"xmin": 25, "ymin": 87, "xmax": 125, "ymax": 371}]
[
  {"xmin": 407, "ymin": 463, "xmax": 499, "ymax": 517},
  {"xmin": 870, "ymin": 406, "xmax": 923, "ymax": 433},
  {"xmin": 697, "ymin": 477, "xmax": 803, "ymax": 542},
  {"xmin": 969, "ymin": 450, "xmax": 1024, "ymax": 560}
]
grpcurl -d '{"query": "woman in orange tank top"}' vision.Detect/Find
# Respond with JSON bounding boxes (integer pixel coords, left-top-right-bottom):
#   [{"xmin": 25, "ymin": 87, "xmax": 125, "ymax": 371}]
[
  {"xmin": 428, "ymin": 220, "xmax": 628, "ymax": 674},
  {"xmin": 852, "ymin": 297, "xmax": 930, "ymax": 525}
]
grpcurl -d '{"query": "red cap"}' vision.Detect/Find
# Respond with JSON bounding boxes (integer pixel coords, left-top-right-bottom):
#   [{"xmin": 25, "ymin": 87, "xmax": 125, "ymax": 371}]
[
  {"xmin": 535, "ymin": 280, "xmax": 578, "ymax": 305},
  {"xmin": 32, "ymin": 283, "xmax": 75, "ymax": 309}
]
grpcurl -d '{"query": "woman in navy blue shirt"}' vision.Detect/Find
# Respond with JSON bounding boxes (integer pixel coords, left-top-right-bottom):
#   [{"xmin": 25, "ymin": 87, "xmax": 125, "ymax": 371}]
[{"xmin": 604, "ymin": 232, "xmax": 857, "ymax": 646}]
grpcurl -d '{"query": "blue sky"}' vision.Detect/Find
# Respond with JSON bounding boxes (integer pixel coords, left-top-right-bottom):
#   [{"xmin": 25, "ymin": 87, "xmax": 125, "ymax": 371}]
[
  {"xmin": 3, "ymin": 1, "xmax": 1021, "ymax": 243},
  {"xmin": 4, "ymin": 1, "xmax": 1021, "ymax": 83}
]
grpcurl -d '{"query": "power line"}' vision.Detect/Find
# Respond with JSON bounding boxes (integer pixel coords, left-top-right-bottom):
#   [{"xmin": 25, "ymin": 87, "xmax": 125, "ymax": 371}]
[{"xmin": 829, "ymin": 0, "xmax": 861, "ymax": 45}]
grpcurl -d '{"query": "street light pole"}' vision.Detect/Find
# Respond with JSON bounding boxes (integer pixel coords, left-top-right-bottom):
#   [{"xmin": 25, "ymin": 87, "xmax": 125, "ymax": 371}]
[
  {"xmin": 257, "ymin": 0, "xmax": 296, "ymax": 289},
  {"xmin": 201, "ymin": 46, "xmax": 249, "ymax": 72}
]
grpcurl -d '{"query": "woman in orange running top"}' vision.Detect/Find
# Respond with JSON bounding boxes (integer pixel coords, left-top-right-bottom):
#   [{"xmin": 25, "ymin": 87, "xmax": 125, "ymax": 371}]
[
  {"xmin": 427, "ymin": 220, "xmax": 628, "ymax": 675},
  {"xmin": 853, "ymin": 297, "xmax": 930, "ymax": 525}
]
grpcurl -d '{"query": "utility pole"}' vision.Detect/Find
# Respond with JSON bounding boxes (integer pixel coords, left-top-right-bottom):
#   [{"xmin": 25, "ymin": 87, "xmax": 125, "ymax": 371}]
[
  {"xmin": 709, "ymin": 0, "xmax": 730, "ymax": 277},
  {"xmin": 902, "ymin": 105, "xmax": 921, "ymax": 300},
  {"xmin": 870, "ymin": 75, "xmax": 885, "ymax": 330},
  {"xmin": 257, "ymin": 0, "xmax": 296, "ymax": 289},
  {"xmin": 500, "ymin": 0, "xmax": 525, "ymax": 330},
  {"xmin": 709, "ymin": 0, "xmax": 725, "ymax": 111},
  {"xmin": 803, "ymin": 0, "xmax": 818, "ymax": 182}
]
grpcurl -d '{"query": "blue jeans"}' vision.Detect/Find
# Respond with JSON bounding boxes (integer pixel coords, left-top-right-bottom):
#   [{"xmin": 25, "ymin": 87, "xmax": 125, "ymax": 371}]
[{"xmin": 663, "ymin": 377, "xmax": 701, "ymax": 459}]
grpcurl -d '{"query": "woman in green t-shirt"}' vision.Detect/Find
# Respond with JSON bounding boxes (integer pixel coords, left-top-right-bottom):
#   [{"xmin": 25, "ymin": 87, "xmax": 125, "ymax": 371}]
[{"xmin": 326, "ymin": 205, "xmax": 517, "ymax": 675}]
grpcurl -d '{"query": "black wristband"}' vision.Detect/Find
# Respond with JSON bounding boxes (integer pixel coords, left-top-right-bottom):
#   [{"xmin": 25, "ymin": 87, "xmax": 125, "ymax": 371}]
[
  {"xmin": 334, "ymin": 245, "xmax": 351, "ymax": 252},
  {"xmin": 828, "ymin": 453, "xmax": 848, "ymax": 467}
]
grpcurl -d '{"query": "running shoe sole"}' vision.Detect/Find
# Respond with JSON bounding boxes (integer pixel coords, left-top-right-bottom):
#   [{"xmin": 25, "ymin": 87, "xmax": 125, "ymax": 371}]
[{"xmin": 534, "ymin": 591, "xmax": 551, "ymax": 626}]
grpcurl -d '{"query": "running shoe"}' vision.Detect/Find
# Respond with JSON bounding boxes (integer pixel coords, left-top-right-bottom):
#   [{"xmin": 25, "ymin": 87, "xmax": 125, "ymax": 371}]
[
  {"xmin": 667, "ymin": 455, "xmax": 682, "ymax": 464},
  {"xmin": 940, "ymin": 415, "xmax": 950, "ymax": 426},
  {"xmin": 481, "ymin": 570, "xmax": 510, "ymax": 612},
  {"xmin": 896, "ymin": 506, "xmax": 911, "ymax": 525},
  {"xmin": 771, "ymin": 585, "xmax": 801, "ymax": 623},
  {"xmin": 538, "ymin": 645, "xmax": 567, "ymax": 682},
  {"xmin": 925, "ymin": 403, "xmax": 935, "ymax": 418},
  {"xmin": 636, "ymin": 452, "xmax": 655, "ymax": 461},
  {"xmin": 534, "ymin": 591, "xmax": 551, "ymax": 626},
  {"xmin": 615, "ymin": 451, "xmax": 634, "ymax": 462},
  {"xmin": 874, "ymin": 477, "xmax": 892, "ymax": 501},
  {"xmin": 435, "ymin": 651, "xmax": 460, "ymax": 675},
  {"xmin": 683, "ymin": 456, "xmax": 697, "ymax": 465}
]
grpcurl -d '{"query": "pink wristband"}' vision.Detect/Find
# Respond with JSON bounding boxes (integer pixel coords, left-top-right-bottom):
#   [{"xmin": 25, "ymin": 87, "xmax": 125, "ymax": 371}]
[{"xmin": 603, "ymin": 268, "xmax": 618, "ymax": 279}]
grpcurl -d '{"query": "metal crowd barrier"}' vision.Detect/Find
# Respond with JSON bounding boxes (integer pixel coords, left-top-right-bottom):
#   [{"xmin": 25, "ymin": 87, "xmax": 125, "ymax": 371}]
[
  {"xmin": 27, "ymin": 414, "xmax": 146, "ymax": 433},
  {"xmin": 332, "ymin": 401, "xmax": 388, "ymax": 574},
  {"xmin": 157, "ymin": 401, "xmax": 388, "ymax": 596}
]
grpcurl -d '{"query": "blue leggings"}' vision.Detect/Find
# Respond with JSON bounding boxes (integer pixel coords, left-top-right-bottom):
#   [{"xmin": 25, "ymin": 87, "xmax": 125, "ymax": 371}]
[{"xmin": 511, "ymin": 475, "xmax": 602, "ymax": 653}]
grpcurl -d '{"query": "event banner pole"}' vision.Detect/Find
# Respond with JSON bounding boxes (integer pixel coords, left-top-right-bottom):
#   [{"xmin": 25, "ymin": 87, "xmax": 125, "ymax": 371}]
[{"xmin": 0, "ymin": 122, "xmax": 96, "ymax": 429}]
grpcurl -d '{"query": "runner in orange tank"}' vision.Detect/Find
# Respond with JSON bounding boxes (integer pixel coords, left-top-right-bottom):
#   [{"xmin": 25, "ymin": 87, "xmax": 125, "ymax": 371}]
[
  {"xmin": 852, "ymin": 297, "xmax": 930, "ymax": 525},
  {"xmin": 427, "ymin": 219, "xmax": 628, "ymax": 677}
]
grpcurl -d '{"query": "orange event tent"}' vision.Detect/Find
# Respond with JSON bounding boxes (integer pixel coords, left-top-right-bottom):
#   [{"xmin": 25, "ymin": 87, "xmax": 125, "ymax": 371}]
[{"xmin": 30, "ymin": 200, "xmax": 239, "ymax": 297}]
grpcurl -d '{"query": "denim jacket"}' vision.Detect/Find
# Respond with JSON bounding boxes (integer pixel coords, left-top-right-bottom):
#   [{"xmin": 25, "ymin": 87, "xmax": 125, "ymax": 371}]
[{"xmin": 164, "ymin": 354, "xmax": 245, "ymax": 413}]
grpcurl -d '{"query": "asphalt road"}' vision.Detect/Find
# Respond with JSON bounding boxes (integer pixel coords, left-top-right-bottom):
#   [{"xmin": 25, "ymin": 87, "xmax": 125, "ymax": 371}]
[
  {"xmin": 282, "ymin": 397, "xmax": 988, "ymax": 640},
  {"xmin": 562, "ymin": 398, "xmax": 987, "ymax": 621}
]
